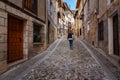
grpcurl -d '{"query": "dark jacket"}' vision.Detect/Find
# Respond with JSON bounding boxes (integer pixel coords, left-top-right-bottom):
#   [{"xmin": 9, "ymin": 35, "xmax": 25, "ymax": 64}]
[{"xmin": 67, "ymin": 33, "xmax": 74, "ymax": 40}]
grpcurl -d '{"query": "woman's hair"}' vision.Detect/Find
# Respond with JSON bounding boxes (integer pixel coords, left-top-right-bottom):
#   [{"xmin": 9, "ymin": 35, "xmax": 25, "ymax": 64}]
[{"xmin": 68, "ymin": 29, "xmax": 73, "ymax": 34}]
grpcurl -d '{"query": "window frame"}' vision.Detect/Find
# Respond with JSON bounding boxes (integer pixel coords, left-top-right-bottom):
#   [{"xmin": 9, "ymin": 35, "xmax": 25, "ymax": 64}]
[
  {"xmin": 98, "ymin": 21, "xmax": 104, "ymax": 41},
  {"xmin": 110, "ymin": 0, "xmax": 114, "ymax": 3},
  {"xmin": 33, "ymin": 23, "xmax": 44, "ymax": 43},
  {"xmin": 23, "ymin": 0, "xmax": 38, "ymax": 14}
]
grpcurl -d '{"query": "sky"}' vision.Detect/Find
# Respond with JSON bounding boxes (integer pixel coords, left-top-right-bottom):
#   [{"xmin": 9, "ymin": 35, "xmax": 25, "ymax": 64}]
[{"xmin": 62, "ymin": 0, "xmax": 77, "ymax": 10}]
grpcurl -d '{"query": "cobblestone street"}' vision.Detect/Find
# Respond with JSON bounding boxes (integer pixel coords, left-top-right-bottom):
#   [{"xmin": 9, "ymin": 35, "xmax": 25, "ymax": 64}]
[
  {"xmin": 21, "ymin": 36, "xmax": 110, "ymax": 80},
  {"xmin": 0, "ymin": 0, "xmax": 120, "ymax": 80},
  {"xmin": 0, "ymin": 36, "xmax": 119, "ymax": 80}
]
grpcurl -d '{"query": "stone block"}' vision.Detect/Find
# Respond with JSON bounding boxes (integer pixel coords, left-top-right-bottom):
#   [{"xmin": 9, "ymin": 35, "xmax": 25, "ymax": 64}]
[
  {"xmin": 11, "ymin": 7, "xmax": 18, "ymax": 16},
  {"xmin": 29, "ymin": 37, "xmax": 33, "ymax": 43},
  {"xmin": 0, "ymin": 34, "xmax": 4, "ymax": 43},
  {"xmin": 22, "ymin": 13, "xmax": 27, "ymax": 19},
  {"xmin": 27, "ymin": 21, "xmax": 32, "ymax": 26},
  {"xmin": 0, "ymin": 51, "xmax": 6, "ymax": 61},
  {"xmin": 0, "ymin": 10, "xmax": 7, "ymax": 18},
  {"xmin": 7, "ymin": 0, "xmax": 22, "ymax": 8},
  {"xmin": 0, "ymin": 1, "xmax": 5, "ymax": 10},
  {"xmin": 0, "ymin": 17, "xmax": 4, "ymax": 26},
  {"xmin": 23, "ymin": 43, "xmax": 28, "ymax": 49},
  {"xmin": 6, "ymin": 5, "xmax": 12, "ymax": 13},
  {"xmin": 0, "ymin": 26, "xmax": 7, "ymax": 34},
  {"xmin": 18, "ymin": 11, "xmax": 25, "ymax": 18},
  {"xmin": 0, "ymin": 43, "xmax": 7, "ymax": 51},
  {"xmin": 24, "ymin": 36, "xmax": 28, "ymax": 43},
  {"xmin": 4, "ymin": 19, "xmax": 8, "ymax": 27},
  {"xmin": 24, "ymin": 25, "xmax": 29, "ymax": 31},
  {"xmin": 28, "ymin": 43, "xmax": 33, "ymax": 48},
  {"xmin": 28, "ymin": 31, "xmax": 33, "ymax": 37},
  {"xmin": 23, "ymin": 49, "xmax": 28, "ymax": 59},
  {"xmin": 24, "ymin": 31, "xmax": 29, "ymax": 37},
  {"xmin": 0, "ymin": 60, "xmax": 7, "ymax": 74},
  {"xmin": 29, "ymin": 26, "xmax": 33, "ymax": 32},
  {"xmin": 4, "ymin": 34, "xmax": 7, "ymax": 43}
]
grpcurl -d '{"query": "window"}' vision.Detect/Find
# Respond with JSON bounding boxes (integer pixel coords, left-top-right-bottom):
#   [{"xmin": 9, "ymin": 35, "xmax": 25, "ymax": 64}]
[
  {"xmin": 33, "ymin": 23, "xmax": 43, "ymax": 43},
  {"xmin": 111, "ymin": 0, "xmax": 114, "ymax": 3},
  {"xmin": 23, "ymin": 0, "xmax": 37, "ymax": 14},
  {"xmin": 80, "ymin": 28, "xmax": 82, "ymax": 35},
  {"xmin": 98, "ymin": 21, "xmax": 104, "ymax": 41},
  {"xmin": 108, "ymin": 0, "xmax": 114, "ymax": 5}
]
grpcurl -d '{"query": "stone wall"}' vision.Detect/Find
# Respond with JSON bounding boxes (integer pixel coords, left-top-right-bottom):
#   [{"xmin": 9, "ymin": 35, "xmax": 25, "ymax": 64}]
[
  {"xmin": 99, "ymin": 0, "xmax": 107, "ymax": 19},
  {"xmin": 83, "ymin": 0, "xmax": 97, "ymax": 46},
  {"xmin": 98, "ymin": 0, "xmax": 120, "ymax": 55},
  {"xmin": 83, "ymin": 0, "xmax": 120, "ymax": 55},
  {"xmin": 98, "ymin": 18, "xmax": 109, "ymax": 54},
  {"xmin": 8, "ymin": 0, "xmax": 22, "ymax": 7},
  {"xmin": 0, "ymin": 2, "xmax": 7, "ymax": 74},
  {"xmin": 0, "ymin": 1, "xmax": 46, "ymax": 73}
]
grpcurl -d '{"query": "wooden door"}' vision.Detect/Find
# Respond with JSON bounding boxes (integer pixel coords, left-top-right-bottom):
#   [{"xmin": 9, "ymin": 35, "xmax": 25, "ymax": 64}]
[
  {"xmin": 7, "ymin": 15, "xmax": 24, "ymax": 63},
  {"xmin": 113, "ymin": 14, "xmax": 119, "ymax": 56}
]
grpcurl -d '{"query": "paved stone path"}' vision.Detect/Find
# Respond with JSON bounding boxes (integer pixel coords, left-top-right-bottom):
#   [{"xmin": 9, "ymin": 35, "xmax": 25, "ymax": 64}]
[
  {"xmin": 21, "ymin": 37, "xmax": 110, "ymax": 80},
  {"xmin": 82, "ymin": 40, "xmax": 120, "ymax": 80}
]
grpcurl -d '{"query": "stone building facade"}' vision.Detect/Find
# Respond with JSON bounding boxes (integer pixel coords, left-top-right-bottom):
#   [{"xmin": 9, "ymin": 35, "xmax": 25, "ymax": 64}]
[
  {"xmin": 98, "ymin": 0, "xmax": 120, "ymax": 63},
  {"xmin": 0, "ymin": 0, "xmax": 47, "ymax": 73},
  {"xmin": 81, "ymin": 0, "xmax": 120, "ymax": 64},
  {"xmin": 57, "ymin": 0, "xmax": 65, "ymax": 37},
  {"xmin": 75, "ymin": 0, "xmax": 83, "ymax": 38},
  {"xmin": 83, "ymin": 0, "xmax": 97, "ymax": 46},
  {"xmin": 47, "ymin": 0, "xmax": 58, "ymax": 45}
]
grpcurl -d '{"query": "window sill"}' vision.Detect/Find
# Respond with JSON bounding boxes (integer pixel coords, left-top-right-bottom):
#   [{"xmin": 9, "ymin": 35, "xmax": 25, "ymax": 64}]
[{"xmin": 33, "ymin": 43, "xmax": 44, "ymax": 45}]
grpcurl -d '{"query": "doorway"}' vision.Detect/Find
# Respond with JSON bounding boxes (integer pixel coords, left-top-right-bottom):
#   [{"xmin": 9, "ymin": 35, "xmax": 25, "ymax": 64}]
[
  {"xmin": 113, "ymin": 14, "xmax": 119, "ymax": 56},
  {"xmin": 7, "ymin": 15, "xmax": 24, "ymax": 63}
]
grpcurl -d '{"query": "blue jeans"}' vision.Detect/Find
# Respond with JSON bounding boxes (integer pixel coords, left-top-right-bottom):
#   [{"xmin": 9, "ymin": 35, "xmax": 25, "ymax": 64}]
[{"xmin": 69, "ymin": 40, "xmax": 73, "ymax": 48}]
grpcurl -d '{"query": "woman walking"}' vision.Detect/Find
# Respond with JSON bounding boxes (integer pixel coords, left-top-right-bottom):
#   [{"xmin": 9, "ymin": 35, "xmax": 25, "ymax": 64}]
[{"xmin": 67, "ymin": 30, "xmax": 74, "ymax": 49}]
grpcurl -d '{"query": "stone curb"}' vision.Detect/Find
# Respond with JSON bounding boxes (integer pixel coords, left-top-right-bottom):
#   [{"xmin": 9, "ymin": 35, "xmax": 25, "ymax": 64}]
[{"xmin": 79, "ymin": 40, "xmax": 117, "ymax": 80}]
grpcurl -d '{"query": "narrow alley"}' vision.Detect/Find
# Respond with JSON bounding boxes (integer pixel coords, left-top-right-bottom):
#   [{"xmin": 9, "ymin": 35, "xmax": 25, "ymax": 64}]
[
  {"xmin": 0, "ymin": 36, "xmax": 119, "ymax": 80},
  {"xmin": 0, "ymin": 0, "xmax": 120, "ymax": 80}
]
